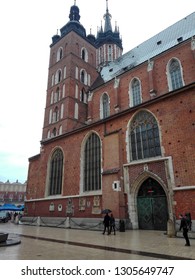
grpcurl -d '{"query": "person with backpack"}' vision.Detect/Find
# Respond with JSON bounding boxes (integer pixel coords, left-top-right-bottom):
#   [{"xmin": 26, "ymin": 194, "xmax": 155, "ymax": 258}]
[{"xmin": 179, "ymin": 214, "xmax": 190, "ymax": 246}]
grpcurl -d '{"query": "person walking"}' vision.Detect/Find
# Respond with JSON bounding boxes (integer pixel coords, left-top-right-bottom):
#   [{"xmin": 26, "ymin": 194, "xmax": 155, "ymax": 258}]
[
  {"xmin": 102, "ymin": 213, "xmax": 111, "ymax": 235},
  {"xmin": 109, "ymin": 213, "xmax": 116, "ymax": 235},
  {"xmin": 179, "ymin": 214, "xmax": 190, "ymax": 246}
]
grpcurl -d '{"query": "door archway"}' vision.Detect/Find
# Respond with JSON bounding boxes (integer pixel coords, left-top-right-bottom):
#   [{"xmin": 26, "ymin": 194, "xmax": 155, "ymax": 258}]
[{"xmin": 137, "ymin": 178, "xmax": 168, "ymax": 230}]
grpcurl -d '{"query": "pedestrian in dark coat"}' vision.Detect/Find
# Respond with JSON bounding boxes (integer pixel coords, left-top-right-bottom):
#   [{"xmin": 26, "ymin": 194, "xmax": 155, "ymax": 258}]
[
  {"xmin": 102, "ymin": 213, "xmax": 111, "ymax": 235},
  {"xmin": 179, "ymin": 214, "xmax": 190, "ymax": 246},
  {"xmin": 109, "ymin": 214, "xmax": 116, "ymax": 235}
]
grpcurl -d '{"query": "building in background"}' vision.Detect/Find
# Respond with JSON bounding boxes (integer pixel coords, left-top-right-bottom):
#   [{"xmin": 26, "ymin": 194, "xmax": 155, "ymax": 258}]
[
  {"xmin": 25, "ymin": 1, "xmax": 195, "ymax": 231},
  {"xmin": 0, "ymin": 180, "xmax": 26, "ymax": 207}
]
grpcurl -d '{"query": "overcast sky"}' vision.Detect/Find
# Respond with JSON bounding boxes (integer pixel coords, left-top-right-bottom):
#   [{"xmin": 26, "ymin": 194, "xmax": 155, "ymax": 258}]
[{"xmin": 0, "ymin": 0, "xmax": 194, "ymax": 183}]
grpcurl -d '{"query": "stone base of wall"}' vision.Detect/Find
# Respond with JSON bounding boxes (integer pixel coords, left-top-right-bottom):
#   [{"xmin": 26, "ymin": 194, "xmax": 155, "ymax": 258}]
[
  {"xmin": 20, "ymin": 216, "xmax": 131, "ymax": 231},
  {"xmin": 175, "ymin": 219, "xmax": 195, "ymax": 239},
  {"xmin": 176, "ymin": 231, "xmax": 195, "ymax": 239}
]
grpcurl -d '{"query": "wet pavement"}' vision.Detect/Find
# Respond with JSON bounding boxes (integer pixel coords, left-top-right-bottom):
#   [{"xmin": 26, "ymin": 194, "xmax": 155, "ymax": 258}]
[{"xmin": 0, "ymin": 222, "xmax": 194, "ymax": 260}]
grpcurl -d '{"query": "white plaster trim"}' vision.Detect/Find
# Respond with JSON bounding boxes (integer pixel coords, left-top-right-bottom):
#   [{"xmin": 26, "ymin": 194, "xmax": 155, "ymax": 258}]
[
  {"xmin": 123, "ymin": 156, "xmax": 171, "ymax": 167},
  {"xmin": 173, "ymin": 186, "xmax": 195, "ymax": 191},
  {"xmin": 25, "ymin": 191, "xmax": 102, "ymax": 203}
]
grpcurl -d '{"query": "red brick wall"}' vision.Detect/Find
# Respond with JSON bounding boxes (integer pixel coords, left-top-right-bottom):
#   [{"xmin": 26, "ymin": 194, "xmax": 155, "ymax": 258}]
[
  {"xmin": 91, "ymin": 40, "xmax": 194, "ymax": 123},
  {"xmin": 25, "ymin": 196, "xmax": 103, "ymax": 218},
  {"xmin": 174, "ymin": 190, "xmax": 195, "ymax": 219},
  {"xmin": 26, "ymin": 36, "xmax": 195, "ymax": 221}
]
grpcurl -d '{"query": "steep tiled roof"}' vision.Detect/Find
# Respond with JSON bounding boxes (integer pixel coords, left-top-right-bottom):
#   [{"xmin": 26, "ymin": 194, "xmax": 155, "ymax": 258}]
[{"xmin": 100, "ymin": 12, "xmax": 195, "ymax": 82}]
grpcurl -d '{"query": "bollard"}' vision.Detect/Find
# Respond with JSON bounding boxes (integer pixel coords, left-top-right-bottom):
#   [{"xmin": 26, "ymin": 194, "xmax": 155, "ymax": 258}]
[
  {"xmin": 119, "ymin": 220, "xmax": 125, "ymax": 232},
  {"xmin": 167, "ymin": 219, "xmax": 176, "ymax": 237}
]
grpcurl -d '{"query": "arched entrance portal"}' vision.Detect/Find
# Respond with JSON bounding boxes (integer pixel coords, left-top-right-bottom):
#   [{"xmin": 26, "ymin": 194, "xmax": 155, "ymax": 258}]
[{"xmin": 137, "ymin": 178, "xmax": 168, "ymax": 230}]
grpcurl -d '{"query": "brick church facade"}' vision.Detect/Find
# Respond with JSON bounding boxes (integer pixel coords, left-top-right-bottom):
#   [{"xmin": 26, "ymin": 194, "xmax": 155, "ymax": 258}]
[{"xmin": 25, "ymin": 1, "xmax": 195, "ymax": 230}]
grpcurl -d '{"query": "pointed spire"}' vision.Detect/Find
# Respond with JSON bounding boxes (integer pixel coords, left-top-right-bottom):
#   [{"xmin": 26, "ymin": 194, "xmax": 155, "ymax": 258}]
[
  {"xmin": 69, "ymin": 1, "xmax": 80, "ymax": 22},
  {"xmin": 103, "ymin": 0, "xmax": 112, "ymax": 32},
  {"xmin": 115, "ymin": 21, "xmax": 117, "ymax": 32}
]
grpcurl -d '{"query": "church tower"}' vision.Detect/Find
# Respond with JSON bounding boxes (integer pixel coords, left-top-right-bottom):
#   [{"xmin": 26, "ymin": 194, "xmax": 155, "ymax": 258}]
[
  {"xmin": 42, "ymin": 1, "xmax": 122, "ymax": 140},
  {"xmin": 42, "ymin": 0, "xmax": 122, "ymax": 141},
  {"xmin": 96, "ymin": 0, "xmax": 123, "ymax": 67},
  {"xmin": 42, "ymin": 1, "xmax": 99, "ymax": 140}
]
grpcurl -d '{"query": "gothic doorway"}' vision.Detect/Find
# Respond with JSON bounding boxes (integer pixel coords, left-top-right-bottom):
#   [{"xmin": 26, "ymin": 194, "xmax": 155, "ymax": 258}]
[{"xmin": 137, "ymin": 178, "xmax": 168, "ymax": 230}]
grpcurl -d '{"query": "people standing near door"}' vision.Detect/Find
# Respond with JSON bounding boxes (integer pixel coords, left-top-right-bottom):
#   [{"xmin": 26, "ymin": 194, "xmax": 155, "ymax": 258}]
[
  {"xmin": 179, "ymin": 214, "xmax": 190, "ymax": 246},
  {"xmin": 109, "ymin": 213, "xmax": 116, "ymax": 235},
  {"xmin": 102, "ymin": 213, "xmax": 110, "ymax": 235}
]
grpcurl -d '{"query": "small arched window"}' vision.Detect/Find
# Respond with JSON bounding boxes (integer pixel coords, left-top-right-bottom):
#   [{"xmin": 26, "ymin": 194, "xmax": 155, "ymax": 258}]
[
  {"xmin": 80, "ymin": 69, "xmax": 88, "ymax": 85},
  {"xmin": 81, "ymin": 70, "xmax": 85, "ymax": 83},
  {"xmin": 55, "ymin": 69, "xmax": 62, "ymax": 84},
  {"xmin": 80, "ymin": 88, "xmax": 87, "ymax": 103},
  {"xmin": 168, "ymin": 58, "xmax": 184, "ymax": 91},
  {"xmin": 49, "ymin": 149, "xmax": 63, "ymax": 195},
  {"xmin": 57, "ymin": 47, "xmax": 63, "ymax": 62},
  {"xmin": 129, "ymin": 111, "xmax": 161, "ymax": 161},
  {"xmin": 100, "ymin": 93, "xmax": 110, "ymax": 119},
  {"xmin": 81, "ymin": 47, "xmax": 88, "ymax": 62},
  {"xmin": 53, "ymin": 106, "xmax": 59, "ymax": 123},
  {"xmin": 108, "ymin": 45, "xmax": 112, "ymax": 61},
  {"xmin": 130, "ymin": 78, "xmax": 142, "ymax": 107},
  {"xmin": 54, "ymin": 87, "xmax": 60, "ymax": 103},
  {"xmin": 52, "ymin": 127, "xmax": 57, "ymax": 137}
]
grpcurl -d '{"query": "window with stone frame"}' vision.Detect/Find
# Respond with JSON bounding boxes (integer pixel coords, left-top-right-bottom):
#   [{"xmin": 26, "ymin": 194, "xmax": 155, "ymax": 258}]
[
  {"xmin": 130, "ymin": 78, "xmax": 142, "ymax": 107},
  {"xmin": 57, "ymin": 47, "xmax": 63, "ymax": 62},
  {"xmin": 49, "ymin": 149, "xmax": 63, "ymax": 195},
  {"xmin": 169, "ymin": 58, "xmax": 184, "ymax": 90},
  {"xmin": 81, "ymin": 47, "xmax": 88, "ymax": 62},
  {"xmin": 129, "ymin": 111, "xmax": 161, "ymax": 161},
  {"xmin": 55, "ymin": 69, "xmax": 62, "ymax": 84},
  {"xmin": 102, "ymin": 93, "xmax": 110, "ymax": 118},
  {"xmin": 84, "ymin": 133, "xmax": 101, "ymax": 192}
]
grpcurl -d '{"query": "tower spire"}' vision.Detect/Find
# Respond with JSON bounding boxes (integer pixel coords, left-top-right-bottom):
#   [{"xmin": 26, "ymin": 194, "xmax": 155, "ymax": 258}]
[
  {"xmin": 106, "ymin": 0, "xmax": 108, "ymax": 12},
  {"xmin": 69, "ymin": 1, "xmax": 80, "ymax": 22},
  {"xmin": 104, "ymin": 0, "xmax": 112, "ymax": 32}
]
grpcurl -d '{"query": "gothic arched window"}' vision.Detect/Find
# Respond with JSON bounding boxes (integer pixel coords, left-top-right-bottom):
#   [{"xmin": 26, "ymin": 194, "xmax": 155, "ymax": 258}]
[
  {"xmin": 55, "ymin": 69, "xmax": 62, "ymax": 84},
  {"xmin": 53, "ymin": 106, "xmax": 59, "ymax": 123},
  {"xmin": 130, "ymin": 78, "xmax": 142, "ymax": 107},
  {"xmin": 52, "ymin": 127, "xmax": 57, "ymax": 137},
  {"xmin": 49, "ymin": 149, "xmax": 63, "ymax": 195},
  {"xmin": 54, "ymin": 87, "xmax": 60, "ymax": 103},
  {"xmin": 81, "ymin": 48, "xmax": 88, "ymax": 62},
  {"xmin": 101, "ymin": 93, "xmax": 110, "ymax": 119},
  {"xmin": 129, "ymin": 111, "xmax": 161, "ymax": 161},
  {"xmin": 80, "ymin": 69, "xmax": 87, "ymax": 84},
  {"xmin": 83, "ymin": 133, "xmax": 101, "ymax": 192},
  {"xmin": 57, "ymin": 47, "xmax": 63, "ymax": 62},
  {"xmin": 168, "ymin": 58, "xmax": 184, "ymax": 91}
]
